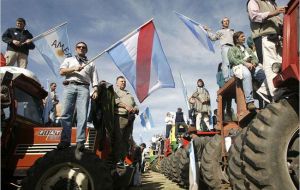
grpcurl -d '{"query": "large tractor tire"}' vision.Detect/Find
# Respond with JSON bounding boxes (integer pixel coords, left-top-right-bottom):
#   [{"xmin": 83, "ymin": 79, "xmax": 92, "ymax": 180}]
[
  {"xmin": 171, "ymin": 149, "xmax": 181, "ymax": 182},
  {"xmin": 160, "ymin": 157, "xmax": 166, "ymax": 174},
  {"xmin": 193, "ymin": 136, "xmax": 211, "ymax": 190},
  {"xmin": 193, "ymin": 136, "xmax": 211, "ymax": 161},
  {"xmin": 22, "ymin": 147, "xmax": 113, "ymax": 190},
  {"xmin": 242, "ymin": 99, "xmax": 299, "ymax": 190},
  {"xmin": 228, "ymin": 127, "xmax": 248, "ymax": 190},
  {"xmin": 179, "ymin": 146, "xmax": 190, "ymax": 188},
  {"xmin": 201, "ymin": 135, "xmax": 228, "ymax": 190}
]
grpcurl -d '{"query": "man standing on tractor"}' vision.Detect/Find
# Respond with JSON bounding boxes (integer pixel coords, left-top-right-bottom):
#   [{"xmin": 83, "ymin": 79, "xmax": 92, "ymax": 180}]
[
  {"xmin": 247, "ymin": 0, "xmax": 285, "ymax": 102},
  {"xmin": 57, "ymin": 41, "xmax": 99, "ymax": 155},
  {"xmin": 190, "ymin": 79, "xmax": 211, "ymax": 131},
  {"xmin": 2, "ymin": 18, "xmax": 35, "ymax": 68},
  {"xmin": 114, "ymin": 76, "xmax": 139, "ymax": 163}
]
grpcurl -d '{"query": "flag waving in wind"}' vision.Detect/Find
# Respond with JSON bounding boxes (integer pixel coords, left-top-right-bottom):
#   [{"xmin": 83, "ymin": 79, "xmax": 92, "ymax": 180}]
[
  {"xmin": 179, "ymin": 72, "xmax": 190, "ymax": 112},
  {"xmin": 107, "ymin": 20, "xmax": 175, "ymax": 102},
  {"xmin": 140, "ymin": 107, "xmax": 154, "ymax": 129},
  {"xmin": 34, "ymin": 22, "xmax": 72, "ymax": 76},
  {"xmin": 175, "ymin": 12, "xmax": 215, "ymax": 53}
]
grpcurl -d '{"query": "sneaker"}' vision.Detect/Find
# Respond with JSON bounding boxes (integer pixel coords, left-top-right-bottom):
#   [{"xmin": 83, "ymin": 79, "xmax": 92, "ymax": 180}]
[
  {"xmin": 57, "ymin": 141, "xmax": 70, "ymax": 150},
  {"xmin": 247, "ymin": 102, "xmax": 256, "ymax": 111},
  {"xmin": 256, "ymin": 90, "xmax": 271, "ymax": 104}
]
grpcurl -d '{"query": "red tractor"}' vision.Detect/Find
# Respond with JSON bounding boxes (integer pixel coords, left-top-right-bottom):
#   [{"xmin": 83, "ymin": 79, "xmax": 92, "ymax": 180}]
[
  {"xmin": 200, "ymin": 0, "xmax": 299, "ymax": 190},
  {"xmin": 159, "ymin": 0, "xmax": 298, "ymax": 190},
  {"xmin": 1, "ymin": 67, "xmax": 134, "ymax": 190}
]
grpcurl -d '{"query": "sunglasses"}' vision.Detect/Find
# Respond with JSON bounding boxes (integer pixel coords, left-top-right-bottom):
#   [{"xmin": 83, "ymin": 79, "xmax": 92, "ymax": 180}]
[{"xmin": 76, "ymin": 46, "xmax": 86, "ymax": 49}]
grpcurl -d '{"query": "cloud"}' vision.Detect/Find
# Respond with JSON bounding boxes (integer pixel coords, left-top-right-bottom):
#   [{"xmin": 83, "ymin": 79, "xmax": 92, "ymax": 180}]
[{"xmin": 3, "ymin": 0, "xmax": 289, "ymax": 144}]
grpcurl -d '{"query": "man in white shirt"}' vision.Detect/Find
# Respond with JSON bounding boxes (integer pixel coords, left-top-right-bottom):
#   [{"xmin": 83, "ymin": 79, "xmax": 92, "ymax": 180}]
[
  {"xmin": 57, "ymin": 41, "xmax": 99, "ymax": 153},
  {"xmin": 247, "ymin": 0, "xmax": 285, "ymax": 100}
]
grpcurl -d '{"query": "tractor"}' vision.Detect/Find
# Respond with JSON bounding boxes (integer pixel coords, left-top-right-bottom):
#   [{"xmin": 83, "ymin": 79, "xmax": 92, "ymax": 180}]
[
  {"xmin": 1, "ymin": 66, "xmax": 135, "ymax": 190},
  {"xmin": 201, "ymin": 0, "xmax": 299, "ymax": 189}
]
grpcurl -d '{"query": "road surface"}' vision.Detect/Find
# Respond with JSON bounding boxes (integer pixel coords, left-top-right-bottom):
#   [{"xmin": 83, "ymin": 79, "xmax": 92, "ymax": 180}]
[{"xmin": 130, "ymin": 171, "xmax": 186, "ymax": 190}]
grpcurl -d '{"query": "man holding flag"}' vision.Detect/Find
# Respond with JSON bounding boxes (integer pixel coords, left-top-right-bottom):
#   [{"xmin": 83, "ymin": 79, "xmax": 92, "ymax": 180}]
[
  {"xmin": 114, "ymin": 76, "xmax": 139, "ymax": 162},
  {"xmin": 57, "ymin": 41, "xmax": 99, "ymax": 155},
  {"xmin": 2, "ymin": 18, "xmax": 35, "ymax": 68},
  {"xmin": 204, "ymin": 17, "xmax": 234, "ymax": 82}
]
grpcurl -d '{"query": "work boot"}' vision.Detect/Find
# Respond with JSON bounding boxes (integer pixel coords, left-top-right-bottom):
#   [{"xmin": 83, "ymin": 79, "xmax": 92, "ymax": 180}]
[
  {"xmin": 247, "ymin": 102, "xmax": 256, "ymax": 111},
  {"xmin": 57, "ymin": 141, "xmax": 70, "ymax": 150}
]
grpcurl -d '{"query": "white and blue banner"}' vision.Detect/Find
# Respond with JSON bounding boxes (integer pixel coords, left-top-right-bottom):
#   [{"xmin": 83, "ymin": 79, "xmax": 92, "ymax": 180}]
[
  {"xmin": 140, "ymin": 107, "xmax": 154, "ymax": 129},
  {"xmin": 34, "ymin": 22, "xmax": 72, "ymax": 76},
  {"xmin": 189, "ymin": 139, "xmax": 199, "ymax": 190},
  {"xmin": 42, "ymin": 92, "xmax": 53, "ymax": 124},
  {"xmin": 179, "ymin": 72, "xmax": 190, "ymax": 112},
  {"xmin": 175, "ymin": 12, "xmax": 215, "ymax": 53}
]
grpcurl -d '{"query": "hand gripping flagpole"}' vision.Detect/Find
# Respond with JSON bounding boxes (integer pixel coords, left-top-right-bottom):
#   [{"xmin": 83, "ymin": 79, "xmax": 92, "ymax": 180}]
[
  {"xmin": 31, "ymin": 22, "xmax": 68, "ymax": 42},
  {"xmin": 82, "ymin": 18, "xmax": 154, "ymax": 67}
]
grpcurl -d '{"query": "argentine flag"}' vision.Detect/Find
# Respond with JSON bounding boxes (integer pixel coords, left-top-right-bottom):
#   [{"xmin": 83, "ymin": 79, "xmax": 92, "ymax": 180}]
[
  {"xmin": 140, "ymin": 107, "xmax": 154, "ymax": 129},
  {"xmin": 175, "ymin": 12, "xmax": 215, "ymax": 53},
  {"xmin": 107, "ymin": 20, "xmax": 175, "ymax": 103},
  {"xmin": 34, "ymin": 22, "xmax": 72, "ymax": 76}
]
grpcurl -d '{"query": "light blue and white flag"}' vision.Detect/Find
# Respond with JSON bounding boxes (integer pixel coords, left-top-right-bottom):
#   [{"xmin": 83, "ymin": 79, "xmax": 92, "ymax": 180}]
[
  {"xmin": 34, "ymin": 22, "xmax": 72, "ymax": 76},
  {"xmin": 42, "ymin": 92, "xmax": 53, "ymax": 124},
  {"xmin": 140, "ymin": 107, "xmax": 154, "ymax": 129},
  {"xmin": 189, "ymin": 139, "xmax": 199, "ymax": 190},
  {"xmin": 179, "ymin": 72, "xmax": 190, "ymax": 111},
  {"xmin": 107, "ymin": 20, "xmax": 175, "ymax": 103},
  {"xmin": 175, "ymin": 12, "xmax": 215, "ymax": 53}
]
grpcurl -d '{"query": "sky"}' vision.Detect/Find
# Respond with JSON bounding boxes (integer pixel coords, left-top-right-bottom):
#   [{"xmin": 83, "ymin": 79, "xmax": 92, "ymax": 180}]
[{"xmin": 1, "ymin": 0, "xmax": 289, "ymax": 146}]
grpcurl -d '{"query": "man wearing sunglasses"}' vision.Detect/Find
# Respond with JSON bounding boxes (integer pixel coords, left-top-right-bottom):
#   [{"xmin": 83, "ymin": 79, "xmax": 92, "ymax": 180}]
[{"xmin": 57, "ymin": 41, "xmax": 99, "ymax": 156}]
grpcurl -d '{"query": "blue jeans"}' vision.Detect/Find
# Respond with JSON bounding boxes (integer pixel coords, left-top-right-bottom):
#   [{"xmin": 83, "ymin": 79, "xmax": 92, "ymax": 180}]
[
  {"xmin": 221, "ymin": 45, "xmax": 233, "ymax": 82},
  {"xmin": 60, "ymin": 84, "xmax": 89, "ymax": 143},
  {"xmin": 241, "ymin": 65, "xmax": 254, "ymax": 103}
]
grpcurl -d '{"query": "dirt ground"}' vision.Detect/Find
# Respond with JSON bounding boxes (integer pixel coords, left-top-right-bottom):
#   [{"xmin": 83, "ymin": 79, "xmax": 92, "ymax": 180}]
[{"xmin": 129, "ymin": 171, "xmax": 186, "ymax": 190}]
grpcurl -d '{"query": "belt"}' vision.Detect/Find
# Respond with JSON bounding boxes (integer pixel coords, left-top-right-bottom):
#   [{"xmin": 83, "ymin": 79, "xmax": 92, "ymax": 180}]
[{"xmin": 63, "ymin": 80, "xmax": 89, "ymax": 86}]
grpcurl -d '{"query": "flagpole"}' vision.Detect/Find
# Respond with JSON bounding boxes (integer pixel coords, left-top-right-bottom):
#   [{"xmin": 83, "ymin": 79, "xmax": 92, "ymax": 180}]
[
  {"xmin": 83, "ymin": 18, "xmax": 154, "ymax": 67},
  {"xmin": 31, "ymin": 22, "xmax": 68, "ymax": 42}
]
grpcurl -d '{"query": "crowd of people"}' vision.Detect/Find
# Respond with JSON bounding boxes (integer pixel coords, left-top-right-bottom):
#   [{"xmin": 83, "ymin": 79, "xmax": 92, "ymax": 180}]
[
  {"xmin": 1, "ymin": 18, "xmax": 141, "ymax": 165},
  {"xmin": 162, "ymin": 0, "xmax": 285, "ymax": 136},
  {"xmin": 2, "ymin": 0, "xmax": 285, "ymax": 183}
]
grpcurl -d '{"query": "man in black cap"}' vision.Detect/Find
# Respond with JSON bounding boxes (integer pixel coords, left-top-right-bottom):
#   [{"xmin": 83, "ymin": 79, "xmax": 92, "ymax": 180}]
[{"xmin": 2, "ymin": 18, "xmax": 35, "ymax": 68}]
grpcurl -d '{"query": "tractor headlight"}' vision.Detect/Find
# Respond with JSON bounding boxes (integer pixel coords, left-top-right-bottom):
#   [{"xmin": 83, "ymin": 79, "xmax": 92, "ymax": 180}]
[{"xmin": 272, "ymin": 62, "xmax": 282, "ymax": 73}]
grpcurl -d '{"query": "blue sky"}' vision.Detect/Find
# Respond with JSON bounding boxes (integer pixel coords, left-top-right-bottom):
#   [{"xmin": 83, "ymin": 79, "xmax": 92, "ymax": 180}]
[{"xmin": 1, "ymin": 0, "xmax": 289, "ymax": 145}]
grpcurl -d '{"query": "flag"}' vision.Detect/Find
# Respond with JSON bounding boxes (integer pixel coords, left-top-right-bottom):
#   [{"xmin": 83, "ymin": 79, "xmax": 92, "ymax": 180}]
[
  {"xmin": 107, "ymin": 20, "xmax": 175, "ymax": 103},
  {"xmin": 179, "ymin": 73, "xmax": 190, "ymax": 111},
  {"xmin": 189, "ymin": 139, "xmax": 199, "ymax": 190},
  {"xmin": 140, "ymin": 107, "xmax": 154, "ymax": 129},
  {"xmin": 42, "ymin": 92, "xmax": 53, "ymax": 124},
  {"xmin": 34, "ymin": 22, "xmax": 72, "ymax": 76},
  {"xmin": 175, "ymin": 12, "xmax": 215, "ymax": 53}
]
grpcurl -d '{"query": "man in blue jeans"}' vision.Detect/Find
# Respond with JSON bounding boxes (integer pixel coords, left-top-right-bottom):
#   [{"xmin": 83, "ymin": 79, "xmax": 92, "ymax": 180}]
[
  {"xmin": 57, "ymin": 41, "xmax": 99, "ymax": 153},
  {"xmin": 204, "ymin": 17, "xmax": 234, "ymax": 82}
]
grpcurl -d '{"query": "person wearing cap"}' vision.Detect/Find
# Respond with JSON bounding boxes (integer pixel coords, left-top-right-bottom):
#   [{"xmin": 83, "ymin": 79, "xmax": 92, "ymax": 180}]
[
  {"xmin": 204, "ymin": 17, "xmax": 234, "ymax": 82},
  {"xmin": 2, "ymin": 18, "xmax": 35, "ymax": 68},
  {"xmin": 57, "ymin": 42, "xmax": 99, "ymax": 155},
  {"xmin": 190, "ymin": 79, "xmax": 211, "ymax": 131}
]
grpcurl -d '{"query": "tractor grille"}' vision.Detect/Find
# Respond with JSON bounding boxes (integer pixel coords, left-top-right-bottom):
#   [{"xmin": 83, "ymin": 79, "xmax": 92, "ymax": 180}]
[{"xmin": 15, "ymin": 128, "xmax": 97, "ymax": 155}]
